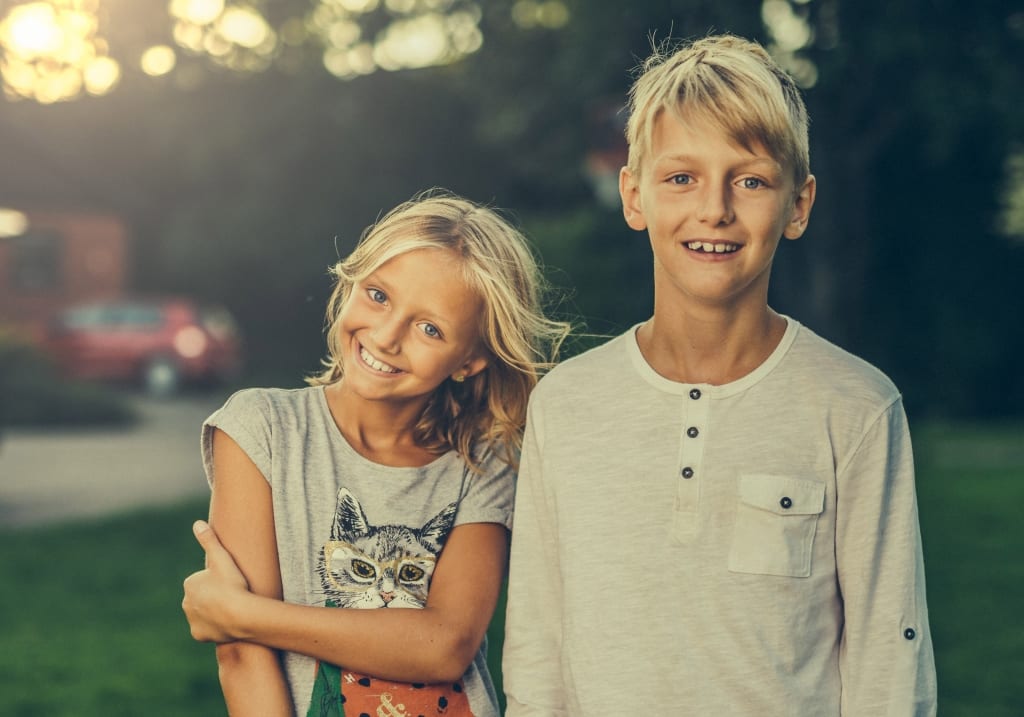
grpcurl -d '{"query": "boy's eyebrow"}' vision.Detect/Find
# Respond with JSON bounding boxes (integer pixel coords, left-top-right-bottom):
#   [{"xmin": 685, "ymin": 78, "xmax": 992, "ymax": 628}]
[{"xmin": 655, "ymin": 153, "xmax": 782, "ymax": 171}]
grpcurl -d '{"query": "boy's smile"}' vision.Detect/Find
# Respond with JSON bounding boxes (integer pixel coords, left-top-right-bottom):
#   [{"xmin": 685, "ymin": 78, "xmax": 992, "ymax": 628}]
[{"xmin": 619, "ymin": 111, "xmax": 815, "ymax": 314}]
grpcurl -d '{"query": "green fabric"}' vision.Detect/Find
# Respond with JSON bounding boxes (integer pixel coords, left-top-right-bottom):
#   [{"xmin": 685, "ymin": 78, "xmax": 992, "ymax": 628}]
[
  {"xmin": 306, "ymin": 660, "xmax": 344, "ymax": 717},
  {"xmin": 306, "ymin": 599, "xmax": 343, "ymax": 717}
]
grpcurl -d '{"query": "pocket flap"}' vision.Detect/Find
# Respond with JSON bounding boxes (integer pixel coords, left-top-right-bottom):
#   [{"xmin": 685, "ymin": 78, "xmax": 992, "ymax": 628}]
[{"xmin": 738, "ymin": 475, "xmax": 825, "ymax": 516}]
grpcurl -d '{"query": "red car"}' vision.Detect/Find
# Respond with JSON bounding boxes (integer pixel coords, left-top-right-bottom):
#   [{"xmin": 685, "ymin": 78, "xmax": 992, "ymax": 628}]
[{"xmin": 45, "ymin": 298, "xmax": 242, "ymax": 396}]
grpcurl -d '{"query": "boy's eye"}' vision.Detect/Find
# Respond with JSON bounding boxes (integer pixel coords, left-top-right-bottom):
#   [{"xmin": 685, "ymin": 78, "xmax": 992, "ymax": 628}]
[
  {"xmin": 367, "ymin": 288, "xmax": 387, "ymax": 304},
  {"xmin": 740, "ymin": 177, "xmax": 765, "ymax": 189},
  {"xmin": 419, "ymin": 322, "xmax": 441, "ymax": 339},
  {"xmin": 669, "ymin": 174, "xmax": 692, "ymax": 185}
]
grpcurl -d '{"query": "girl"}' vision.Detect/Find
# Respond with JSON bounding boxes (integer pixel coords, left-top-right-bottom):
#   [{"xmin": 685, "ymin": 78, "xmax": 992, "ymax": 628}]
[{"xmin": 182, "ymin": 192, "xmax": 569, "ymax": 717}]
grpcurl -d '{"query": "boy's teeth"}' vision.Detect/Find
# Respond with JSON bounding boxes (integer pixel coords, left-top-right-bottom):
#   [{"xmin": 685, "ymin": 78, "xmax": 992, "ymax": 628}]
[
  {"xmin": 360, "ymin": 347, "xmax": 399, "ymax": 373},
  {"xmin": 686, "ymin": 241, "xmax": 739, "ymax": 253}
]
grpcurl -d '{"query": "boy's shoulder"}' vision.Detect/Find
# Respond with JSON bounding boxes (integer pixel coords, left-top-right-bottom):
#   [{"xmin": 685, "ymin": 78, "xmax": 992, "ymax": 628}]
[
  {"xmin": 537, "ymin": 329, "xmax": 634, "ymax": 390},
  {"xmin": 788, "ymin": 322, "xmax": 902, "ymax": 406}
]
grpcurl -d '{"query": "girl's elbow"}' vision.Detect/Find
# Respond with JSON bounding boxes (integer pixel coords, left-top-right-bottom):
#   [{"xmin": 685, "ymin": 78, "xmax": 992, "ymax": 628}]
[
  {"xmin": 429, "ymin": 632, "xmax": 480, "ymax": 683},
  {"xmin": 216, "ymin": 641, "xmax": 278, "ymax": 673}
]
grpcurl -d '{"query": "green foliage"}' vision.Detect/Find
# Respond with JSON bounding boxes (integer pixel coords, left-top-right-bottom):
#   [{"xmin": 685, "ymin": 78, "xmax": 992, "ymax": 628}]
[
  {"xmin": 0, "ymin": 331, "xmax": 136, "ymax": 429},
  {"xmin": 0, "ymin": 499, "xmax": 507, "ymax": 717},
  {"xmin": 0, "ymin": 424, "xmax": 1021, "ymax": 715},
  {"xmin": 914, "ymin": 421, "xmax": 1024, "ymax": 715},
  {"xmin": 0, "ymin": 501, "xmax": 222, "ymax": 716},
  {"xmin": 2, "ymin": 0, "xmax": 1022, "ymax": 417}
]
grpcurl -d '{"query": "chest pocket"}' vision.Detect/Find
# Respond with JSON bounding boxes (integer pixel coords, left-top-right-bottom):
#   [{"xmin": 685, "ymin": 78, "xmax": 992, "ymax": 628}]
[{"xmin": 728, "ymin": 474, "xmax": 825, "ymax": 578}]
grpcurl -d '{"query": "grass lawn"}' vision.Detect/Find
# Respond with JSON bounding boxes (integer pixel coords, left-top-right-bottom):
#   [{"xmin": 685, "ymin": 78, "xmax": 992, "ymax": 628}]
[{"xmin": 0, "ymin": 420, "xmax": 1020, "ymax": 716}]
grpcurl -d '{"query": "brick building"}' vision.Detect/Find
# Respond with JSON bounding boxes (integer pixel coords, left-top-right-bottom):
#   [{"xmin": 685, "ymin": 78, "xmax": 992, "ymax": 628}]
[{"xmin": 0, "ymin": 209, "xmax": 128, "ymax": 340}]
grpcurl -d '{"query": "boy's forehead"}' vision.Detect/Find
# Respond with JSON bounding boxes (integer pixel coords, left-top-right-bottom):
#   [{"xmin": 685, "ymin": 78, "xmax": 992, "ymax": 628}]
[{"xmin": 647, "ymin": 109, "xmax": 782, "ymax": 169}]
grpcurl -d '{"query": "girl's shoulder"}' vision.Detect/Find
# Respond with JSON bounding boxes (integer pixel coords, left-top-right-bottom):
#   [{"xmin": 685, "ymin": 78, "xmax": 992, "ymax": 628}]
[{"xmin": 218, "ymin": 385, "xmax": 324, "ymax": 417}]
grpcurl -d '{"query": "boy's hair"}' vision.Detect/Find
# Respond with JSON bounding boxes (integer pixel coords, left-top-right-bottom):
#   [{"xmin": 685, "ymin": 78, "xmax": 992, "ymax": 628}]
[
  {"xmin": 625, "ymin": 34, "xmax": 810, "ymax": 188},
  {"xmin": 309, "ymin": 190, "xmax": 570, "ymax": 468}
]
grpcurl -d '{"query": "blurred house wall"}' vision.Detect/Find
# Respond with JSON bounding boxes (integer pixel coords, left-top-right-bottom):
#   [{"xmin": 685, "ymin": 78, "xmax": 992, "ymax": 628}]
[{"xmin": 0, "ymin": 210, "xmax": 128, "ymax": 339}]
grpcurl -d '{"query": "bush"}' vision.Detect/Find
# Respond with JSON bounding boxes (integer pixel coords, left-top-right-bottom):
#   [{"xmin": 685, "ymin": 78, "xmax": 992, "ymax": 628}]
[{"xmin": 0, "ymin": 328, "xmax": 136, "ymax": 429}]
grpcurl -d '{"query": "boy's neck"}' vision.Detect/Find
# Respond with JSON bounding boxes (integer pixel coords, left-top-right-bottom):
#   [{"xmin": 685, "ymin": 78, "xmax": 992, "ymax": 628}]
[{"xmin": 636, "ymin": 306, "xmax": 787, "ymax": 386}]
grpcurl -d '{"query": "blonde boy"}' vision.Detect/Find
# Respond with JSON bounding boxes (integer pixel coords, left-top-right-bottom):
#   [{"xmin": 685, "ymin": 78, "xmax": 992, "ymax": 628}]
[{"xmin": 503, "ymin": 35, "xmax": 937, "ymax": 715}]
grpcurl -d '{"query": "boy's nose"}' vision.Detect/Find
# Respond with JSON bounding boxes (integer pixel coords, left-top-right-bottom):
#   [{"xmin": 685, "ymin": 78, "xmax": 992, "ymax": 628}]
[{"xmin": 697, "ymin": 184, "xmax": 734, "ymax": 225}]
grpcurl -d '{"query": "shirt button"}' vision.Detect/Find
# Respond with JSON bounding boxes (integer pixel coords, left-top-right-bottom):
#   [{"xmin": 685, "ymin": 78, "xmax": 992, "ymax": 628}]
[
  {"xmin": 689, "ymin": 388, "xmax": 702, "ymax": 400},
  {"xmin": 681, "ymin": 467, "xmax": 694, "ymax": 479},
  {"xmin": 780, "ymin": 496, "xmax": 793, "ymax": 509},
  {"xmin": 686, "ymin": 426, "xmax": 699, "ymax": 438},
  {"xmin": 904, "ymin": 628, "xmax": 916, "ymax": 640}
]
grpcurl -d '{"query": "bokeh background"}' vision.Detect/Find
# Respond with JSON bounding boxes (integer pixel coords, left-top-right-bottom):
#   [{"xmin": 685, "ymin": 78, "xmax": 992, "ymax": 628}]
[{"xmin": 0, "ymin": 1, "xmax": 1021, "ymax": 715}]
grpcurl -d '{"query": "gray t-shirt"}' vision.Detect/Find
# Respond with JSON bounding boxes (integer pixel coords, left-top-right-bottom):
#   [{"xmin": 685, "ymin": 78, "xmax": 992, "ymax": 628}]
[{"xmin": 203, "ymin": 385, "xmax": 513, "ymax": 717}]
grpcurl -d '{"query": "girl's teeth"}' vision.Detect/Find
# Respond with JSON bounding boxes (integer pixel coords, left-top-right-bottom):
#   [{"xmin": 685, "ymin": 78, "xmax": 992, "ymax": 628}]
[{"xmin": 360, "ymin": 347, "xmax": 399, "ymax": 373}]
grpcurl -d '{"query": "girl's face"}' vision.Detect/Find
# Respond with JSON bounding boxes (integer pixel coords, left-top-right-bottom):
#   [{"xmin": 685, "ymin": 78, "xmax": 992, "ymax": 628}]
[{"xmin": 337, "ymin": 247, "xmax": 488, "ymax": 410}]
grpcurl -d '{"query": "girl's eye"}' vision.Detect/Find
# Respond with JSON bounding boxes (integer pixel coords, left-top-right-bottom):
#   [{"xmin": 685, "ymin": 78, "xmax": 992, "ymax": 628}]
[
  {"xmin": 367, "ymin": 288, "xmax": 387, "ymax": 304},
  {"xmin": 419, "ymin": 323, "xmax": 441, "ymax": 339},
  {"xmin": 669, "ymin": 174, "xmax": 692, "ymax": 185},
  {"xmin": 740, "ymin": 177, "xmax": 766, "ymax": 190}
]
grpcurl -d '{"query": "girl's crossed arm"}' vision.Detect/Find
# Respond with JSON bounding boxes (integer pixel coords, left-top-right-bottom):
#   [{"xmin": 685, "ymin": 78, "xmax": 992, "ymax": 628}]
[
  {"xmin": 183, "ymin": 442, "xmax": 509, "ymax": 685},
  {"xmin": 183, "ymin": 428, "xmax": 294, "ymax": 715}
]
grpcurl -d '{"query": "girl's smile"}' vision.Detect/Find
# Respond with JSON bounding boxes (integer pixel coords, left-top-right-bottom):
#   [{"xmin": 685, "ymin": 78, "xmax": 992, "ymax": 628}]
[
  {"xmin": 336, "ymin": 247, "xmax": 487, "ymax": 409},
  {"xmin": 358, "ymin": 343, "xmax": 402, "ymax": 375}
]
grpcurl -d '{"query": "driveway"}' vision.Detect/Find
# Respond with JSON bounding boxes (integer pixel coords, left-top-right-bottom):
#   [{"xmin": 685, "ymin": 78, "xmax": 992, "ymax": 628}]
[{"xmin": 0, "ymin": 391, "xmax": 227, "ymax": 528}]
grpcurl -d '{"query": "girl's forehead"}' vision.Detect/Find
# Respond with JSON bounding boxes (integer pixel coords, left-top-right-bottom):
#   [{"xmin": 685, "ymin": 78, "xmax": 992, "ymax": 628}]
[
  {"xmin": 366, "ymin": 245, "xmax": 466, "ymax": 277},
  {"xmin": 363, "ymin": 249, "xmax": 483, "ymax": 320}
]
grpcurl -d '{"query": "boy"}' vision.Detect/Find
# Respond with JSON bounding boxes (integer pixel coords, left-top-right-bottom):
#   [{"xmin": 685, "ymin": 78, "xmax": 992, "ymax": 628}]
[{"xmin": 502, "ymin": 34, "xmax": 937, "ymax": 715}]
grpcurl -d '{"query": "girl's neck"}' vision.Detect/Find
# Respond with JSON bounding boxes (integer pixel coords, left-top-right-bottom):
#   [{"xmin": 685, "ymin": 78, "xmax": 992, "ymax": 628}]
[
  {"xmin": 637, "ymin": 305, "xmax": 785, "ymax": 386},
  {"xmin": 323, "ymin": 381, "xmax": 440, "ymax": 467}
]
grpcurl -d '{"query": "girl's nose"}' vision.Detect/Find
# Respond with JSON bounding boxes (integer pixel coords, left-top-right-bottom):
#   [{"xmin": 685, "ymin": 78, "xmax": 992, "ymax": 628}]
[{"xmin": 372, "ymin": 317, "xmax": 403, "ymax": 354}]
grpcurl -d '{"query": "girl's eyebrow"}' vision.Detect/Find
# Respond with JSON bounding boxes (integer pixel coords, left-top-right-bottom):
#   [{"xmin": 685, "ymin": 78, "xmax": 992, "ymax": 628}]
[{"xmin": 361, "ymin": 272, "xmax": 458, "ymax": 333}]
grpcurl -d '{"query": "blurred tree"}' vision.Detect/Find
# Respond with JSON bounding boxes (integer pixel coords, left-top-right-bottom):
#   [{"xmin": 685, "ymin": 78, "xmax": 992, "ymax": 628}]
[{"xmin": 1, "ymin": 0, "xmax": 1021, "ymax": 415}]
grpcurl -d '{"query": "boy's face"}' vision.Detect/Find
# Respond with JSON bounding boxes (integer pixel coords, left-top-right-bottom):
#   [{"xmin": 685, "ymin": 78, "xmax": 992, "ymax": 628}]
[{"xmin": 619, "ymin": 110, "xmax": 815, "ymax": 314}]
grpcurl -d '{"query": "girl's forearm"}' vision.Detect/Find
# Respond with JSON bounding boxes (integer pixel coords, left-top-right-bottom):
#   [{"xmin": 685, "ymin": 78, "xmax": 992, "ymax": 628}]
[
  {"xmin": 228, "ymin": 592, "xmax": 476, "ymax": 683},
  {"xmin": 216, "ymin": 642, "xmax": 295, "ymax": 716}
]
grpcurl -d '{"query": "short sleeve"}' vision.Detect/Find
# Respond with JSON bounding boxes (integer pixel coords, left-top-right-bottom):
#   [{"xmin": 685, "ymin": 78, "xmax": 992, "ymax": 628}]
[
  {"xmin": 201, "ymin": 388, "xmax": 275, "ymax": 486},
  {"xmin": 452, "ymin": 446, "xmax": 515, "ymax": 530}
]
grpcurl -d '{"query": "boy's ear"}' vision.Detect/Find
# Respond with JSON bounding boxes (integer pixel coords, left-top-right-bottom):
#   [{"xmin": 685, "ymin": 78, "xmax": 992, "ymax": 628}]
[
  {"xmin": 619, "ymin": 167, "xmax": 648, "ymax": 231},
  {"xmin": 783, "ymin": 174, "xmax": 816, "ymax": 240}
]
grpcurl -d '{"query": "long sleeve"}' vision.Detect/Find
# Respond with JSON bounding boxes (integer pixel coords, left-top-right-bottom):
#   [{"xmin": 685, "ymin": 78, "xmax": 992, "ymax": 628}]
[
  {"xmin": 835, "ymin": 399, "xmax": 937, "ymax": 716},
  {"xmin": 503, "ymin": 396, "xmax": 568, "ymax": 716}
]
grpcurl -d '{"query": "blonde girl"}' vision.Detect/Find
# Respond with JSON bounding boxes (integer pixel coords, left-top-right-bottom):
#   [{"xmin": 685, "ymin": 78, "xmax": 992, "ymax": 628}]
[{"xmin": 182, "ymin": 191, "xmax": 569, "ymax": 717}]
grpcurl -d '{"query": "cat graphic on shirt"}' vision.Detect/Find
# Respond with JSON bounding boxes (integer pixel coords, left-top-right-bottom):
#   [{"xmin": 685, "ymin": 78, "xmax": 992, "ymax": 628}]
[{"xmin": 307, "ymin": 487, "xmax": 476, "ymax": 717}]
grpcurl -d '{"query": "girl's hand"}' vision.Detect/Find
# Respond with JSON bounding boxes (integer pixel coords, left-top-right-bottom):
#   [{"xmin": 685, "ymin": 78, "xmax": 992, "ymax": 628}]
[{"xmin": 182, "ymin": 520, "xmax": 253, "ymax": 643}]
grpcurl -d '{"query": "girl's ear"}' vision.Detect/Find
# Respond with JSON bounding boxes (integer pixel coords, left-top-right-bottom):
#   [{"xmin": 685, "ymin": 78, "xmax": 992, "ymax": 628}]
[
  {"xmin": 619, "ymin": 166, "xmax": 648, "ymax": 231},
  {"xmin": 455, "ymin": 355, "xmax": 489, "ymax": 382},
  {"xmin": 783, "ymin": 174, "xmax": 816, "ymax": 240}
]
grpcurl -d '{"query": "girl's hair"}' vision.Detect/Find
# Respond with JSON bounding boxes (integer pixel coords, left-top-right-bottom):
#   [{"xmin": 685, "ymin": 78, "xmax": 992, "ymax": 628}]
[{"xmin": 308, "ymin": 190, "xmax": 570, "ymax": 469}]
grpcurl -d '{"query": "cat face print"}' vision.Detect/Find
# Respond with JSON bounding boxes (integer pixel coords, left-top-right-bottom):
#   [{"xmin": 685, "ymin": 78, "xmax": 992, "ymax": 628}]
[{"xmin": 317, "ymin": 488, "xmax": 458, "ymax": 610}]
